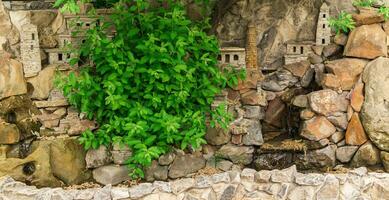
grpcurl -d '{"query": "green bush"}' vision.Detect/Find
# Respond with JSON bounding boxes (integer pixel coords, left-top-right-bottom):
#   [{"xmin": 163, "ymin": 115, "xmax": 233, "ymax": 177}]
[
  {"xmin": 55, "ymin": 0, "xmax": 243, "ymax": 178},
  {"xmin": 379, "ymin": 6, "xmax": 389, "ymax": 20},
  {"xmin": 353, "ymin": 0, "xmax": 377, "ymax": 7},
  {"xmin": 329, "ymin": 11, "xmax": 356, "ymax": 34}
]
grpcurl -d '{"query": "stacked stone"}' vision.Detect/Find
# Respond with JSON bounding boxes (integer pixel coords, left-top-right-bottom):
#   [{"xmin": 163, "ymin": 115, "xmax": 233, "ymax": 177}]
[{"xmin": 1, "ymin": 166, "xmax": 389, "ymax": 200}]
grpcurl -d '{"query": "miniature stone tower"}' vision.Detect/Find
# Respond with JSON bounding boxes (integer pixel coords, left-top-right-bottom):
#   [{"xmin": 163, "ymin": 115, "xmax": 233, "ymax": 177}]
[
  {"xmin": 245, "ymin": 22, "xmax": 258, "ymax": 69},
  {"xmin": 21, "ymin": 23, "xmax": 42, "ymax": 77},
  {"xmin": 316, "ymin": 3, "xmax": 331, "ymax": 46}
]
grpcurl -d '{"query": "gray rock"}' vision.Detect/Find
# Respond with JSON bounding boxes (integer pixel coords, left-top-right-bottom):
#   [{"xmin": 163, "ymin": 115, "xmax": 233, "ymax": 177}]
[
  {"xmin": 254, "ymin": 170, "xmax": 271, "ymax": 183},
  {"xmin": 292, "ymin": 95, "xmax": 308, "ymax": 108},
  {"xmin": 211, "ymin": 172, "xmax": 230, "ymax": 184},
  {"xmin": 271, "ymin": 165, "xmax": 297, "ymax": 183},
  {"xmin": 92, "ymin": 165, "xmax": 130, "ymax": 185},
  {"xmin": 111, "ymin": 187, "xmax": 130, "ymax": 200},
  {"xmin": 262, "ymin": 70, "xmax": 299, "ymax": 92},
  {"xmin": 327, "ymin": 112, "xmax": 348, "ymax": 130},
  {"xmin": 243, "ymin": 106, "xmax": 264, "ymax": 119},
  {"xmin": 205, "ymin": 127, "xmax": 231, "ymax": 146},
  {"xmin": 85, "ymin": 145, "xmax": 112, "ymax": 169},
  {"xmin": 351, "ymin": 142, "xmax": 381, "ymax": 167},
  {"xmin": 314, "ymin": 64, "xmax": 325, "ymax": 86},
  {"xmin": 93, "ymin": 185, "xmax": 111, "ymax": 200},
  {"xmin": 171, "ymin": 178, "xmax": 195, "ymax": 194},
  {"xmin": 216, "ymin": 144, "xmax": 254, "ymax": 165},
  {"xmin": 158, "ymin": 152, "xmax": 176, "ymax": 166},
  {"xmin": 144, "ymin": 160, "xmax": 168, "ymax": 182},
  {"xmin": 301, "ymin": 67, "xmax": 315, "ymax": 88},
  {"xmin": 168, "ymin": 154, "xmax": 205, "ymax": 179},
  {"xmin": 361, "ymin": 57, "xmax": 389, "ymax": 151},
  {"xmin": 153, "ymin": 181, "xmax": 172, "ymax": 193},
  {"xmin": 216, "ymin": 160, "xmax": 233, "ymax": 172},
  {"xmin": 111, "ymin": 150, "xmax": 132, "ymax": 165},
  {"xmin": 128, "ymin": 183, "xmax": 155, "ymax": 199},
  {"xmin": 241, "ymin": 168, "xmax": 257, "ymax": 182},
  {"xmin": 336, "ymin": 146, "xmax": 359, "ymax": 163},
  {"xmin": 381, "ymin": 151, "xmax": 389, "ymax": 172},
  {"xmin": 242, "ymin": 119, "xmax": 264, "ymax": 146}
]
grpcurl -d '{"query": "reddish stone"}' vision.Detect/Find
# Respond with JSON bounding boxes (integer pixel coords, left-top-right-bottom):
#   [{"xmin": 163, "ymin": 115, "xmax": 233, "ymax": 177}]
[
  {"xmin": 352, "ymin": 9, "xmax": 384, "ymax": 26},
  {"xmin": 346, "ymin": 113, "xmax": 368, "ymax": 146},
  {"xmin": 350, "ymin": 81, "xmax": 364, "ymax": 112},
  {"xmin": 321, "ymin": 74, "xmax": 341, "ymax": 91},
  {"xmin": 300, "ymin": 109, "xmax": 315, "ymax": 120},
  {"xmin": 300, "ymin": 116, "xmax": 336, "ymax": 141},
  {"xmin": 227, "ymin": 89, "xmax": 240, "ymax": 102},
  {"xmin": 325, "ymin": 58, "xmax": 368, "ymax": 90},
  {"xmin": 264, "ymin": 98, "xmax": 286, "ymax": 127},
  {"xmin": 231, "ymin": 134, "xmax": 242, "ymax": 145},
  {"xmin": 234, "ymin": 69, "xmax": 261, "ymax": 90},
  {"xmin": 308, "ymin": 89, "xmax": 349, "ymax": 116},
  {"xmin": 283, "ymin": 60, "xmax": 310, "ymax": 78}
]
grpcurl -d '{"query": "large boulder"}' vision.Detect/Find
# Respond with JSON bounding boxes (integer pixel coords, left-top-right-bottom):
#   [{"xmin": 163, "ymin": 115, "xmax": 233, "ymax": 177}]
[
  {"xmin": 168, "ymin": 153, "xmax": 205, "ymax": 179},
  {"xmin": 26, "ymin": 66, "xmax": 56, "ymax": 100},
  {"xmin": 308, "ymin": 89, "xmax": 348, "ymax": 116},
  {"xmin": 300, "ymin": 116, "xmax": 336, "ymax": 141},
  {"xmin": 216, "ymin": 144, "xmax": 254, "ymax": 165},
  {"xmin": 344, "ymin": 24, "xmax": 387, "ymax": 59},
  {"xmin": 351, "ymin": 141, "xmax": 381, "ymax": 167},
  {"xmin": 361, "ymin": 57, "xmax": 389, "ymax": 151},
  {"xmin": 325, "ymin": 58, "xmax": 368, "ymax": 90},
  {"xmin": 0, "ymin": 58, "xmax": 27, "ymax": 100}
]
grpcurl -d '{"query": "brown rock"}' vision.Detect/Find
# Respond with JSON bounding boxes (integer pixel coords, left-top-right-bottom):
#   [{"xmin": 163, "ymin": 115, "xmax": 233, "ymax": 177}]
[
  {"xmin": 344, "ymin": 24, "xmax": 387, "ymax": 59},
  {"xmin": 234, "ymin": 69, "xmax": 261, "ymax": 90},
  {"xmin": 334, "ymin": 34, "xmax": 348, "ymax": 46},
  {"xmin": 205, "ymin": 127, "xmax": 230, "ymax": 146},
  {"xmin": 325, "ymin": 58, "xmax": 368, "ymax": 90},
  {"xmin": 300, "ymin": 109, "xmax": 315, "ymax": 120},
  {"xmin": 347, "ymin": 105, "xmax": 354, "ymax": 122},
  {"xmin": 381, "ymin": 151, "xmax": 389, "ymax": 172},
  {"xmin": 321, "ymin": 74, "xmax": 341, "ymax": 91},
  {"xmin": 0, "ymin": 58, "xmax": 27, "ymax": 99},
  {"xmin": 67, "ymin": 119, "xmax": 97, "ymax": 136},
  {"xmin": 301, "ymin": 116, "xmax": 336, "ymax": 141},
  {"xmin": 352, "ymin": 10, "xmax": 384, "ymax": 26},
  {"xmin": 0, "ymin": 123, "xmax": 20, "ymax": 144},
  {"xmin": 283, "ymin": 60, "xmax": 310, "ymax": 78},
  {"xmin": 264, "ymin": 98, "xmax": 286, "ymax": 127},
  {"xmin": 311, "ymin": 46, "xmax": 323, "ymax": 56},
  {"xmin": 327, "ymin": 112, "xmax": 348, "ymax": 130},
  {"xmin": 227, "ymin": 89, "xmax": 240, "ymax": 102},
  {"xmin": 350, "ymin": 81, "xmax": 364, "ymax": 112},
  {"xmin": 351, "ymin": 141, "xmax": 381, "ymax": 167},
  {"xmin": 323, "ymin": 44, "xmax": 342, "ymax": 58},
  {"xmin": 241, "ymin": 90, "xmax": 266, "ymax": 106},
  {"xmin": 26, "ymin": 66, "xmax": 56, "ymax": 100},
  {"xmin": 308, "ymin": 89, "xmax": 349, "ymax": 116},
  {"xmin": 34, "ymin": 99, "xmax": 69, "ymax": 108},
  {"xmin": 168, "ymin": 154, "xmax": 205, "ymax": 179},
  {"xmin": 346, "ymin": 113, "xmax": 368, "ymax": 146}
]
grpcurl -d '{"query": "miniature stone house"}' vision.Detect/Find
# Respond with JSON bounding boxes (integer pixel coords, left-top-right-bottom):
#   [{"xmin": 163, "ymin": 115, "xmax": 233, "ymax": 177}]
[
  {"xmin": 284, "ymin": 42, "xmax": 314, "ymax": 65},
  {"xmin": 45, "ymin": 48, "xmax": 73, "ymax": 65},
  {"xmin": 316, "ymin": 3, "xmax": 331, "ymax": 46},
  {"xmin": 20, "ymin": 23, "xmax": 42, "ymax": 77},
  {"xmin": 218, "ymin": 47, "xmax": 246, "ymax": 69}
]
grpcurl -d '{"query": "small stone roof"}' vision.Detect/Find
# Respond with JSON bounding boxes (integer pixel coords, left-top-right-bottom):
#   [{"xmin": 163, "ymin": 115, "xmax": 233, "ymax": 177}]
[
  {"xmin": 220, "ymin": 47, "xmax": 246, "ymax": 52},
  {"xmin": 285, "ymin": 40, "xmax": 315, "ymax": 45}
]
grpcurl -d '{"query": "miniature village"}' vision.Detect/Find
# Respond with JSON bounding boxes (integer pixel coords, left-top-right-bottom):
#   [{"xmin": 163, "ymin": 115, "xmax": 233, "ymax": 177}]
[{"xmin": 1, "ymin": 0, "xmax": 389, "ymax": 199}]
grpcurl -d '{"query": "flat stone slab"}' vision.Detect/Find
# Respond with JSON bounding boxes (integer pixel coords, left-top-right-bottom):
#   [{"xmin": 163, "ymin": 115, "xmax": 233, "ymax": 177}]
[
  {"xmin": 34, "ymin": 99, "xmax": 69, "ymax": 108},
  {"xmin": 1, "ymin": 166, "xmax": 389, "ymax": 200}
]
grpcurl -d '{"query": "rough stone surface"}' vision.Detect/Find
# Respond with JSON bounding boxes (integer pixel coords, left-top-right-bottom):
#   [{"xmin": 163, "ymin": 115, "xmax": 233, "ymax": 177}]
[
  {"xmin": 92, "ymin": 165, "xmax": 130, "ymax": 185},
  {"xmin": 300, "ymin": 116, "xmax": 336, "ymax": 141},
  {"xmin": 262, "ymin": 70, "xmax": 298, "ymax": 92},
  {"xmin": 327, "ymin": 112, "xmax": 348, "ymax": 130},
  {"xmin": 350, "ymin": 80, "xmax": 364, "ymax": 112},
  {"xmin": 216, "ymin": 144, "xmax": 254, "ymax": 165},
  {"xmin": 283, "ymin": 60, "xmax": 310, "ymax": 78},
  {"xmin": 295, "ymin": 145, "xmax": 337, "ymax": 169},
  {"xmin": 0, "ymin": 123, "xmax": 20, "ymax": 144},
  {"xmin": 26, "ymin": 66, "xmax": 56, "ymax": 100},
  {"xmin": 352, "ymin": 8, "xmax": 384, "ymax": 26},
  {"xmin": 168, "ymin": 154, "xmax": 206, "ymax": 179},
  {"xmin": 344, "ymin": 24, "xmax": 387, "ymax": 59},
  {"xmin": 205, "ymin": 127, "xmax": 231, "ymax": 146},
  {"xmin": 254, "ymin": 153, "xmax": 293, "ymax": 170},
  {"xmin": 381, "ymin": 151, "xmax": 389, "ymax": 172},
  {"xmin": 336, "ymin": 146, "xmax": 359, "ymax": 163},
  {"xmin": 85, "ymin": 145, "xmax": 112, "ymax": 169},
  {"xmin": 0, "ymin": 58, "xmax": 27, "ymax": 99},
  {"xmin": 361, "ymin": 57, "xmax": 389, "ymax": 151},
  {"xmin": 308, "ymin": 89, "xmax": 348, "ymax": 116},
  {"xmin": 351, "ymin": 142, "xmax": 381, "ymax": 167},
  {"xmin": 345, "ymin": 113, "xmax": 368, "ymax": 146},
  {"xmin": 145, "ymin": 161, "xmax": 168, "ymax": 182},
  {"xmin": 325, "ymin": 58, "xmax": 368, "ymax": 91}
]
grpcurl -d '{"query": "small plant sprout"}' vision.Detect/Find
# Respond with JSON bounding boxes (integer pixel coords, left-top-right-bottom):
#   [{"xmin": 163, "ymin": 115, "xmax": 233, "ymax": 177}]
[
  {"xmin": 329, "ymin": 11, "xmax": 356, "ymax": 35},
  {"xmin": 379, "ymin": 6, "xmax": 389, "ymax": 20},
  {"xmin": 353, "ymin": 0, "xmax": 377, "ymax": 7}
]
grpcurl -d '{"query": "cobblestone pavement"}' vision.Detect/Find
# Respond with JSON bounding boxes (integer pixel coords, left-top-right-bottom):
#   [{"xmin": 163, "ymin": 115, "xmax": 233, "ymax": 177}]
[{"xmin": 1, "ymin": 165, "xmax": 389, "ymax": 200}]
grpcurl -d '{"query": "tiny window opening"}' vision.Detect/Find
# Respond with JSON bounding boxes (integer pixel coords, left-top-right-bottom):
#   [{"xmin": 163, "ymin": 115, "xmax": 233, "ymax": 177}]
[
  {"xmin": 323, "ymin": 24, "xmax": 326, "ymax": 28},
  {"xmin": 300, "ymin": 46, "xmax": 304, "ymax": 54},
  {"xmin": 32, "ymin": 33, "xmax": 35, "ymax": 40},
  {"xmin": 58, "ymin": 53, "xmax": 63, "ymax": 61},
  {"xmin": 322, "ymin": 39, "xmax": 326, "ymax": 44},
  {"xmin": 217, "ymin": 55, "xmax": 222, "ymax": 61},
  {"xmin": 293, "ymin": 46, "xmax": 297, "ymax": 53},
  {"xmin": 225, "ymin": 54, "xmax": 230, "ymax": 63},
  {"xmin": 323, "ymin": 14, "xmax": 326, "ymax": 18},
  {"xmin": 30, "ymin": 45, "xmax": 33, "ymax": 50},
  {"xmin": 234, "ymin": 55, "xmax": 239, "ymax": 61}
]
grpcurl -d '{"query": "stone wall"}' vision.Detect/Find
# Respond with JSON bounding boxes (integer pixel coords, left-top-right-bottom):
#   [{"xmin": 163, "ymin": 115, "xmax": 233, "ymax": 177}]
[
  {"xmin": 1, "ymin": 0, "xmax": 389, "ymax": 189},
  {"xmin": 1, "ymin": 166, "xmax": 389, "ymax": 200}
]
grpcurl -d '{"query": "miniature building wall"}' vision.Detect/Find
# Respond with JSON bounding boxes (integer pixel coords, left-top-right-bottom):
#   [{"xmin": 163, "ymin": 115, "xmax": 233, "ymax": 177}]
[
  {"xmin": 286, "ymin": 43, "xmax": 313, "ymax": 56},
  {"xmin": 246, "ymin": 23, "xmax": 258, "ymax": 69},
  {"xmin": 64, "ymin": 16, "xmax": 99, "ymax": 31},
  {"xmin": 46, "ymin": 49, "xmax": 73, "ymax": 65},
  {"xmin": 21, "ymin": 23, "xmax": 42, "ymax": 77},
  {"xmin": 218, "ymin": 47, "xmax": 246, "ymax": 68},
  {"xmin": 316, "ymin": 3, "xmax": 331, "ymax": 46}
]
